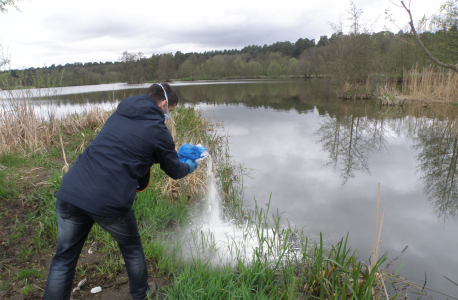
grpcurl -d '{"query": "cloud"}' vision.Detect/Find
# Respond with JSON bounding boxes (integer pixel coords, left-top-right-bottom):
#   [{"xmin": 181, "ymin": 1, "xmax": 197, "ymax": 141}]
[
  {"xmin": 0, "ymin": 0, "xmax": 446, "ymax": 68},
  {"xmin": 44, "ymin": 14, "xmax": 137, "ymax": 41}
]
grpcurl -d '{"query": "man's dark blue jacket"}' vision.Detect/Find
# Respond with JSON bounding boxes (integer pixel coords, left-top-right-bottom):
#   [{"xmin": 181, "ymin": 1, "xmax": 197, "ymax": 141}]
[{"xmin": 55, "ymin": 94, "xmax": 189, "ymax": 216}]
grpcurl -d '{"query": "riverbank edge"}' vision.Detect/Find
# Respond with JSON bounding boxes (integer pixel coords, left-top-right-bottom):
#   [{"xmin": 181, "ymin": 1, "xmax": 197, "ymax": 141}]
[
  {"xmin": 4, "ymin": 76, "xmax": 456, "ymax": 109},
  {"xmin": 1, "ymin": 75, "xmax": 318, "ymax": 91}
]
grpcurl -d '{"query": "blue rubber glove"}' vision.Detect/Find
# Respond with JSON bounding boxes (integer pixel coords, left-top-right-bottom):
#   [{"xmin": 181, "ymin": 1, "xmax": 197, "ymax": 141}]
[{"xmin": 185, "ymin": 159, "xmax": 197, "ymax": 174}]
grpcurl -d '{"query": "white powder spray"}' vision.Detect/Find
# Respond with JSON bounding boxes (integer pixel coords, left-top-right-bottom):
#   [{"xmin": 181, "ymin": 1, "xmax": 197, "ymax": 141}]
[
  {"xmin": 204, "ymin": 158, "xmax": 221, "ymax": 227},
  {"xmin": 182, "ymin": 157, "xmax": 279, "ymax": 266}
]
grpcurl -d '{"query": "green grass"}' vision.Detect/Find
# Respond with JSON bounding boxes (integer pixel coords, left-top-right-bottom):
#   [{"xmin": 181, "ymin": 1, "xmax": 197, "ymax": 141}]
[
  {"xmin": 20, "ymin": 284, "xmax": 37, "ymax": 295},
  {"xmin": 15, "ymin": 268, "xmax": 45, "ymax": 280},
  {"xmin": 162, "ymin": 199, "xmax": 400, "ymax": 299}
]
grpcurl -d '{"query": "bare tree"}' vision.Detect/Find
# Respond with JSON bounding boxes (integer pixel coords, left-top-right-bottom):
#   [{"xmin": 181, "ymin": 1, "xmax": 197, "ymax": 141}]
[
  {"xmin": 390, "ymin": 0, "xmax": 458, "ymax": 73},
  {"xmin": 118, "ymin": 51, "xmax": 145, "ymax": 84},
  {"xmin": 0, "ymin": 0, "xmax": 19, "ymax": 13},
  {"xmin": 1, "ymin": 0, "xmax": 20, "ymax": 71},
  {"xmin": 325, "ymin": 1, "xmax": 378, "ymax": 96},
  {"xmin": 0, "ymin": 44, "xmax": 10, "ymax": 70}
]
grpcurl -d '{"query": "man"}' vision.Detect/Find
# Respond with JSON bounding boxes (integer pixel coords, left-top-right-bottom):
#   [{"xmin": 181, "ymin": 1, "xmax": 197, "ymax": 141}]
[{"xmin": 44, "ymin": 83, "xmax": 197, "ymax": 300}]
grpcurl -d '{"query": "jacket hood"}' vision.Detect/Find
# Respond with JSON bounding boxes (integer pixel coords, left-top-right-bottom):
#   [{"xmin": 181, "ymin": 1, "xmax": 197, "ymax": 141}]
[{"xmin": 116, "ymin": 94, "xmax": 165, "ymax": 120}]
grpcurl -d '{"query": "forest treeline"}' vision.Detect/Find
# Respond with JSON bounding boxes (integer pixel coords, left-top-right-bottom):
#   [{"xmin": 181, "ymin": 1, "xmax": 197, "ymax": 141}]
[{"xmin": 1, "ymin": 3, "xmax": 456, "ymax": 92}]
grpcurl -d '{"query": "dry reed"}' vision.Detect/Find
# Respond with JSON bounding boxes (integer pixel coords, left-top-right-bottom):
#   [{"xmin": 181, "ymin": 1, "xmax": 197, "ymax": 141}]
[
  {"xmin": 58, "ymin": 132, "xmax": 69, "ymax": 173},
  {"xmin": 339, "ymin": 77, "xmax": 372, "ymax": 100},
  {"xmin": 371, "ymin": 182, "xmax": 385, "ymax": 270},
  {"xmin": 0, "ymin": 91, "xmax": 113, "ymax": 154},
  {"xmin": 159, "ymin": 110, "xmax": 212, "ymax": 201},
  {"xmin": 401, "ymin": 64, "xmax": 458, "ymax": 103}
]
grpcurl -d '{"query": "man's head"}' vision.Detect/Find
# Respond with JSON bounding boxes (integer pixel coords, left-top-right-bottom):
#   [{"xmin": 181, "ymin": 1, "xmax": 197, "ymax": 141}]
[{"xmin": 147, "ymin": 83, "xmax": 178, "ymax": 115}]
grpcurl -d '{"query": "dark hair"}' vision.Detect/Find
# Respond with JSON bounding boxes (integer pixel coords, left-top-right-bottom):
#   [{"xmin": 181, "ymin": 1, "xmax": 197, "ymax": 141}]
[{"xmin": 147, "ymin": 83, "xmax": 179, "ymax": 107}]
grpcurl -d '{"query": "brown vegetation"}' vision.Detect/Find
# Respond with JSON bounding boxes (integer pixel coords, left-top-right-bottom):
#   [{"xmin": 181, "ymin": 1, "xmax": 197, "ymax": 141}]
[
  {"xmin": 0, "ymin": 91, "xmax": 114, "ymax": 155},
  {"xmin": 401, "ymin": 65, "xmax": 458, "ymax": 103}
]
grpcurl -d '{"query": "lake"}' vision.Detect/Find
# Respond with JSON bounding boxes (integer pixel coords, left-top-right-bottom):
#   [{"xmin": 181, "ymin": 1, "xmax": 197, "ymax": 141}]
[{"xmin": 6, "ymin": 80, "xmax": 458, "ymax": 299}]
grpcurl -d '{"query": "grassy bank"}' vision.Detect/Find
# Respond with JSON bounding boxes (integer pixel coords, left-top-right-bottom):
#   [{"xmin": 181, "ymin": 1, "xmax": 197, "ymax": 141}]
[
  {"xmin": 0, "ymin": 96, "xmax": 419, "ymax": 299},
  {"xmin": 374, "ymin": 65, "xmax": 458, "ymax": 106}
]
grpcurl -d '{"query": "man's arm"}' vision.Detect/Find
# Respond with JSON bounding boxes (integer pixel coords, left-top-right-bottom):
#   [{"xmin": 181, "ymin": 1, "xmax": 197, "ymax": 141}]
[{"xmin": 155, "ymin": 128, "xmax": 190, "ymax": 180}]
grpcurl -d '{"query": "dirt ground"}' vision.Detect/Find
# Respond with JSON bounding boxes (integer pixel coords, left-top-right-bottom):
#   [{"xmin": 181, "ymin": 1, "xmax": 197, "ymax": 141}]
[
  {"xmin": 0, "ymin": 167, "xmax": 171, "ymax": 299},
  {"xmin": 0, "ymin": 197, "xmax": 170, "ymax": 299}
]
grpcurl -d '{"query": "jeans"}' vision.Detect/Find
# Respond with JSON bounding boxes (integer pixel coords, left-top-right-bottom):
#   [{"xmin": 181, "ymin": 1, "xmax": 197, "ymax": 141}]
[{"xmin": 44, "ymin": 198, "xmax": 148, "ymax": 300}]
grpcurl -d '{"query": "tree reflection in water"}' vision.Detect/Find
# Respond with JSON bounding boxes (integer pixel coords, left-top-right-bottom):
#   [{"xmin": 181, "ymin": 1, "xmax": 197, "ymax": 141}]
[
  {"xmin": 413, "ymin": 118, "xmax": 458, "ymax": 221},
  {"xmin": 316, "ymin": 113, "xmax": 388, "ymax": 185},
  {"xmin": 316, "ymin": 102, "xmax": 458, "ymax": 221}
]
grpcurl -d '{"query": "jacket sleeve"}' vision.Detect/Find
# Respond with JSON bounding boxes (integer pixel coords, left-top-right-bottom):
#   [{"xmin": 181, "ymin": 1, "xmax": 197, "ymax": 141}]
[
  {"xmin": 155, "ymin": 126, "xmax": 190, "ymax": 180},
  {"xmin": 136, "ymin": 169, "xmax": 151, "ymax": 192}
]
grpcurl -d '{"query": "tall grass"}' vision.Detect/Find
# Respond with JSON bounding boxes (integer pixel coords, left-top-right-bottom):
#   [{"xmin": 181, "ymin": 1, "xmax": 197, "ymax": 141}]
[
  {"xmin": 159, "ymin": 108, "xmax": 241, "ymax": 210},
  {"xmin": 164, "ymin": 196, "xmax": 405, "ymax": 299},
  {"xmin": 0, "ymin": 90, "xmax": 113, "ymax": 154},
  {"xmin": 402, "ymin": 64, "xmax": 458, "ymax": 103}
]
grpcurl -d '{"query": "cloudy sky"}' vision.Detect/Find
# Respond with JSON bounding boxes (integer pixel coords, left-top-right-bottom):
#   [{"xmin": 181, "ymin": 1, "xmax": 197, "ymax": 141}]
[{"xmin": 1, "ymin": 0, "xmax": 444, "ymax": 69}]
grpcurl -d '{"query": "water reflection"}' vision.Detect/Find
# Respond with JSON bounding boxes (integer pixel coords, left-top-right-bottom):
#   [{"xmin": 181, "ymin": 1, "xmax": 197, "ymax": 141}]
[
  {"xmin": 315, "ymin": 101, "xmax": 458, "ymax": 225},
  {"xmin": 414, "ymin": 118, "xmax": 458, "ymax": 221},
  {"xmin": 27, "ymin": 81, "xmax": 329, "ymax": 113},
  {"xmin": 177, "ymin": 82, "xmax": 313, "ymax": 112},
  {"xmin": 0, "ymin": 82, "xmax": 151, "ymax": 99},
  {"xmin": 315, "ymin": 109, "xmax": 389, "ymax": 185},
  {"xmin": 31, "ymin": 89, "xmax": 138, "ymax": 105}
]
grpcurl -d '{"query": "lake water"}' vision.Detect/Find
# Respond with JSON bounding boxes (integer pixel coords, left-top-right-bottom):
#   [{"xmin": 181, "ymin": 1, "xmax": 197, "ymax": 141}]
[{"xmin": 7, "ymin": 80, "xmax": 458, "ymax": 299}]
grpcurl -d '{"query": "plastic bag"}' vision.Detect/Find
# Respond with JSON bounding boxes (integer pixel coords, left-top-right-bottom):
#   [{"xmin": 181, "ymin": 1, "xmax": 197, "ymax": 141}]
[{"xmin": 178, "ymin": 143, "xmax": 209, "ymax": 163}]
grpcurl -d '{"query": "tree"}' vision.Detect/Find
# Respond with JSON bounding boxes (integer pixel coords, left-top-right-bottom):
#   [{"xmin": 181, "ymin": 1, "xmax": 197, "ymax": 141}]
[
  {"xmin": 134, "ymin": 52, "xmax": 146, "ymax": 84},
  {"xmin": 287, "ymin": 58, "xmax": 298, "ymax": 75},
  {"xmin": 118, "ymin": 51, "xmax": 137, "ymax": 84},
  {"xmin": 317, "ymin": 35, "xmax": 329, "ymax": 47},
  {"xmin": 0, "ymin": 44, "xmax": 9, "ymax": 70},
  {"xmin": 174, "ymin": 51, "xmax": 186, "ymax": 67},
  {"xmin": 156, "ymin": 53, "xmax": 175, "ymax": 81},
  {"xmin": 293, "ymin": 38, "xmax": 316, "ymax": 57},
  {"xmin": 267, "ymin": 61, "xmax": 281, "ymax": 77},
  {"xmin": 148, "ymin": 54, "xmax": 159, "ymax": 80},
  {"xmin": 203, "ymin": 55, "xmax": 226, "ymax": 78},
  {"xmin": 233, "ymin": 56, "xmax": 246, "ymax": 77},
  {"xmin": 0, "ymin": 0, "xmax": 19, "ymax": 13},
  {"xmin": 324, "ymin": 1, "xmax": 376, "ymax": 95},
  {"xmin": 246, "ymin": 60, "xmax": 263, "ymax": 77},
  {"xmin": 430, "ymin": 1, "xmax": 458, "ymax": 64},
  {"xmin": 178, "ymin": 59, "xmax": 193, "ymax": 79},
  {"xmin": 1, "ymin": 0, "xmax": 20, "ymax": 80},
  {"xmin": 117, "ymin": 51, "xmax": 147, "ymax": 84},
  {"xmin": 391, "ymin": 0, "xmax": 458, "ymax": 73}
]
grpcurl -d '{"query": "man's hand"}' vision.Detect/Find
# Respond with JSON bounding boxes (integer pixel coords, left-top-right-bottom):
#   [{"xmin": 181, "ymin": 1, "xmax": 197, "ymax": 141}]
[{"xmin": 185, "ymin": 159, "xmax": 198, "ymax": 173}]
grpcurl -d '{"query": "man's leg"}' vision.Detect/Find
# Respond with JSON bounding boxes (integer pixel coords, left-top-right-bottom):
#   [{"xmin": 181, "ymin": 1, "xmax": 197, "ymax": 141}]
[
  {"xmin": 93, "ymin": 209, "xmax": 148, "ymax": 300},
  {"xmin": 44, "ymin": 198, "xmax": 94, "ymax": 300}
]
